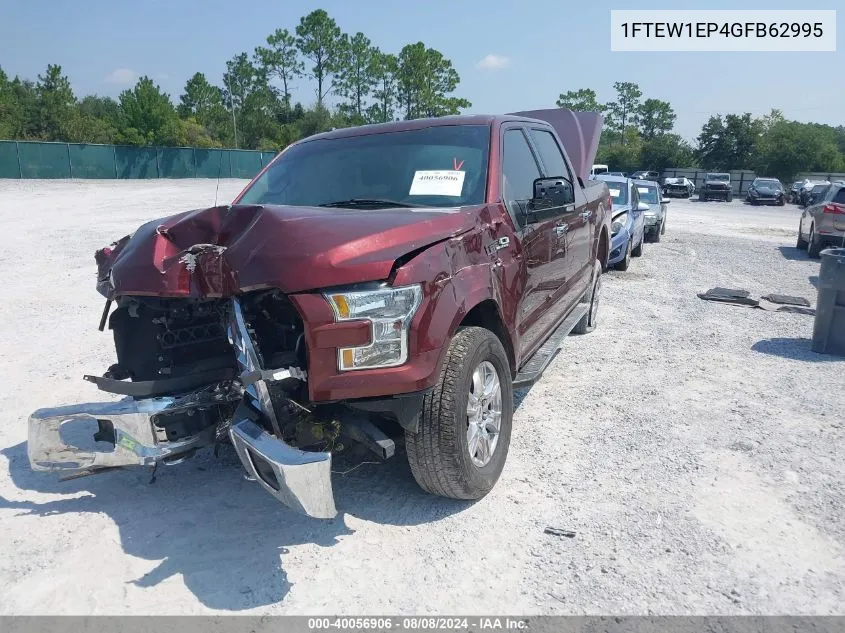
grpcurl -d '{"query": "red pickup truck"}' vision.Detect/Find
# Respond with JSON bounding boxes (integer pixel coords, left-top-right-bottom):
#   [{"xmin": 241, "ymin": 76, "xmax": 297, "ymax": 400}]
[{"xmin": 29, "ymin": 109, "xmax": 610, "ymax": 518}]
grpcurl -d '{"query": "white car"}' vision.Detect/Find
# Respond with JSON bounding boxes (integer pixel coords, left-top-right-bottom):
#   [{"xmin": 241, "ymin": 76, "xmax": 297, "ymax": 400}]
[{"xmin": 662, "ymin": 177, "xmax": 695, "ymax": 198}]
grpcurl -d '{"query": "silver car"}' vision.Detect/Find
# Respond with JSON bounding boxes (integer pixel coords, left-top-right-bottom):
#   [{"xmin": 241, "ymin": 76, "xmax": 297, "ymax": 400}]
[
  {"xmin": 634, "ymin": 179, "xmax": 669, "ymax": 242},
  {"xmin": 797, "ymin": 182, "xmax": 845, "ymax": 257}
]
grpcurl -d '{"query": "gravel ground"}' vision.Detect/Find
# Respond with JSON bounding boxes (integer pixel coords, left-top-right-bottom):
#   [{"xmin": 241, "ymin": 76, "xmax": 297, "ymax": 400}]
[{"xmin": 0, "ymin": 180, "xmax": 842, "ymax": 615}]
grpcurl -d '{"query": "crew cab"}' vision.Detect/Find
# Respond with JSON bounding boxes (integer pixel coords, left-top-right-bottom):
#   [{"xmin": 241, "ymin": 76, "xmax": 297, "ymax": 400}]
[{"xmin": 28, "ymin": 110, "xmax": 611, "ymax": 518}]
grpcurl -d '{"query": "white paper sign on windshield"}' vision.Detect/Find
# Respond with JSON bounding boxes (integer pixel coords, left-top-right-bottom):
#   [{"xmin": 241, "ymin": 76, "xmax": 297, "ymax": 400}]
[
  {"xmin": 409, "ymin": 170, "xmax": 465, "ymax": 197},
  {"xmin": 609, "ymin": 188, "xmax": 621, "ymax": 198},
  {"xmin": 637, "ymin": 187, "xmax": 650, "ymax": 194}
]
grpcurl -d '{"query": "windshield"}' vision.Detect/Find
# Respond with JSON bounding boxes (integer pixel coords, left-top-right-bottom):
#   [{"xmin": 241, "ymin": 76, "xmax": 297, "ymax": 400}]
[
  {"xmin": 238, "ymin": 125, "xmax": 490, "ymax": 208},
  {"xmin": 755, "ymin": 179, "xmax": 781, "ymax": 189},
  {"xmin": 636, "ymin": 185, "xmax": 660, "ymax": 204},
  {"xmin": 708, "ymin": 174, "xmax": 730, "ymax": 181},
  {"xmin": 606, "ymin": 182, "xmax": 628, "ymax": 205}
]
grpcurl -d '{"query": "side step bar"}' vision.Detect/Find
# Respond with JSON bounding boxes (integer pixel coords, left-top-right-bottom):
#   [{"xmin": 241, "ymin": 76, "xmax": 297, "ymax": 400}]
[{"xmin": 513, "ymin": 304, "xmax": 589, "ymax": 388}]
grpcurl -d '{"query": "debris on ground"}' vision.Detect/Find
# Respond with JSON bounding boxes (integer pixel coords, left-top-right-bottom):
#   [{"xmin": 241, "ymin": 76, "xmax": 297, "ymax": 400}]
[
  {"xmin": 544, "ymin": 527, "xmax": 577, "ymax": 538},
  {"xmin": 699, "ymin": 288, "xmax": 815, "ymax": 315}
]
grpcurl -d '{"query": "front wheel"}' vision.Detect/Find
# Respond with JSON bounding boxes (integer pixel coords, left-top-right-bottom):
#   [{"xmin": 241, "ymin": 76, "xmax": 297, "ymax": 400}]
[
  {"xmin": 406, "ymin": 327, "xmax": 513, "ymax": 500},
  {"xmin": 615, "ymin": 239, "xmax": 632, "ymax": 271},
  {"xmin": 726, "ymin": 192, "xmax": 733, "ymax": 202}
]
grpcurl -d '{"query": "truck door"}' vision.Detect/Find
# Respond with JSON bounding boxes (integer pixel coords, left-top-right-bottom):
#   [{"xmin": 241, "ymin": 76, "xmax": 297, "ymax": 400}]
[
  {"xmin": 501, "ymin": 127, "xmax": 557, "ymax": 360},
  {"xmin": 528, "ymin": 127, "xmax": 593, "ymax": 317}
]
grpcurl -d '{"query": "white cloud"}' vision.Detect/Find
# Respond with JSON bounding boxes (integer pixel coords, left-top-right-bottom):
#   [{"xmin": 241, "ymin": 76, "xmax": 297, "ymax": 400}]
[
  {"xmin": 476, "ymin": 54, "xmax": 512, "ymax": 71},
  {"xmin": 104, "ymin": 68, "xmax": 137, "ymax": 85}
]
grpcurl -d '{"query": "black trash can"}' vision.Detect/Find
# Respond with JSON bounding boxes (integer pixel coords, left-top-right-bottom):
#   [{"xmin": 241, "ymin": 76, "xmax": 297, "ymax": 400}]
[{"xmin": 812, "ymin": 247, "xmax": 845, "ymax": 356}]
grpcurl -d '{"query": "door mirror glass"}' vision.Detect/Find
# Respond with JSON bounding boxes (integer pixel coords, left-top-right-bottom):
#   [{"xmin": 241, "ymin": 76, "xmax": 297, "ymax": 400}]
[{"xmin": 531, "ymin": 177, "xmax": 575, "ymax": 209}]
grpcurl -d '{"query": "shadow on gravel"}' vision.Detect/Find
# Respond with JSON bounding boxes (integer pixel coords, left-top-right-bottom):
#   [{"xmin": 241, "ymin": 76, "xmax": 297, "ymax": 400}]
[
  {"xmin": 809, "ymin": 275, "xmax": 819, "ymax": 288},
  {"xmin": 778, "ymin": 246, "xmax": 811, "ymax": 261},
  {"xmin": 0, "ymin": 440, "xmax": 470, "ymax": 610},
  {"xmin": 752, "ymin": 337, "xmax": 845, "ymax": 362}
]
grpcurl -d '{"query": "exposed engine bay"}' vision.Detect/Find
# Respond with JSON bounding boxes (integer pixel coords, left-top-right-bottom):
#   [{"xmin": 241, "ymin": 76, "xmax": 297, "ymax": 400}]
[{"xmin": 28, "ymin": 289, "xmax": 395, "ymax": 519}]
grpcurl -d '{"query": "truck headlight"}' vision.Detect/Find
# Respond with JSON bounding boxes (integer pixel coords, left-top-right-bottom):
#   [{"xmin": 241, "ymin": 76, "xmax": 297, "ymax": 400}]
[{"xmin": 325, "ymin": 284, "xmax": 423, "ymax": 371}]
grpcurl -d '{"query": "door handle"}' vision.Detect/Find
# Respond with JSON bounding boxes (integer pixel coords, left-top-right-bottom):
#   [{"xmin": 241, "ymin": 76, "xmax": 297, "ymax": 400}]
[
  {"xmin": 580, "ymin": 211, "xmax": 592, "ymax": 220},
  {"xmin": 554, "ymin": 224, "xmax": 568, "ymax": 235}
]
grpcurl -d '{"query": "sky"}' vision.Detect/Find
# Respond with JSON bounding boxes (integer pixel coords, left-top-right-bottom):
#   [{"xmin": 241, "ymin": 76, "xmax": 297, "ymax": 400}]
[{"xmin": 0, "ymin": 0, "xmax": 841, "ymax": 141}]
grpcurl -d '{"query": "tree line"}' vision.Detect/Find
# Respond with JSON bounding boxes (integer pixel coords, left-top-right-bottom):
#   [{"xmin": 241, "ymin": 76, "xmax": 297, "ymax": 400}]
[
  {"xmin": 0, "ymin": 9, "xmax": 471, "ymax": 151},
  {"xmin": 557, "ymin": 83, "xmax": 845, "ymax": 182}
]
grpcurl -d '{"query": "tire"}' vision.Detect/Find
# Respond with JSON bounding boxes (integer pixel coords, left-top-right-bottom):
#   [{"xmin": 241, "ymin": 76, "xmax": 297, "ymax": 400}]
[
  {"xmin": 726, "ymin": 192, "xmax": 733, "ymax": 202},
  {"xmin": 699, "ymin": 194, "xmax": 707, "ymax": 202},
  {"xmin": 615, "ymin": 239, "xmax": 632, "ymax": 271},
  {"xmin": 796, "ymin": 224, "xmax": 808, "ymax": 249},
  {"xmin": 660, "ymin": 217, "xmax": 666, "ymax": 235},
  {"xmin": 652, "ymin": 226, "xmax": 661, "ymax": 243},
  {"xmin": 406, "ymin": 326, "xmax": 513, "ymax": 500},
  {"xmin": 778, "ymin": 197, "xmax": 785, "ymax": 206},
  {"xmin": 808, "ymin": 225, "xmax": 823, "ymax": 259},
  {"xmin": 573, "ymin": 261, "xmax": 602, "ymax": 335},
  {"xmin": 632, "ymin": 233, "xmax": 643, "ymax": 257}
]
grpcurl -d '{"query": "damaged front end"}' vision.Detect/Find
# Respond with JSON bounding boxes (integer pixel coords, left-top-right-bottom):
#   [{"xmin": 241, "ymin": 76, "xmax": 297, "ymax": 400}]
[{"xmin": 28, "ymin": 290, "xmax": 338, "ymax": 519}]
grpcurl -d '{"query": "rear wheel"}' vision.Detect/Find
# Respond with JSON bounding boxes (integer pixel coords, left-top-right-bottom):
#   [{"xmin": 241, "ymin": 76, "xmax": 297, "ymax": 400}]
[
  {"xmin": 406, "ymin": 327, "xmax": 513, "ymax": 500},
  {"xmin": 796, "ymin": 222, "xmax": 808, "ymax": 249},
  {"xmin": 808, "ymin": 225, "xmax": 823, "ymax": 259},
  {"xmin": 573, "ymin": 262, "xmax": 602, "ymax": 335}
]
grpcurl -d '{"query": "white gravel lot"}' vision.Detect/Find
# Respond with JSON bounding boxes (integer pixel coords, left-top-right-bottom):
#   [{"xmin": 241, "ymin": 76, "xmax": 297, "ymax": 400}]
[{"xmin": 0, "ymin": 180, "xmax": 842, "ymax": 615}]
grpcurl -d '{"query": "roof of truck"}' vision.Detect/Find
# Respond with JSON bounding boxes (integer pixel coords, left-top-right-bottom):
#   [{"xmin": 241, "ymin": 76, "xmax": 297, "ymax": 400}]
[{"xmin": 299, "ymin": 115, "xmax": 547, "ymax": 143}]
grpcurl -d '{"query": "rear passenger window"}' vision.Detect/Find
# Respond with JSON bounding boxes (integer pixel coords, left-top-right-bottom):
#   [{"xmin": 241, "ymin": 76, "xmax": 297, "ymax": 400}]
[
  {"xmin": 529, "ymin": 129, "xmax": 571, "ymax": 180},
  {"xmin": 834, "ymin": 188, "xmax": 845, "ymax": 204},
  {"xmin": 502, "ymin": 129, "xmax": 542, "ymax": 215}
]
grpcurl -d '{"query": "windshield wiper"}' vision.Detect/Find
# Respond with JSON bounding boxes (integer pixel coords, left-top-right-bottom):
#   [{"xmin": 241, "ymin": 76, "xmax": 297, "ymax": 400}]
[{"xmin": 317, "ymin": 198, "xmax": 423, "ymax": 209}]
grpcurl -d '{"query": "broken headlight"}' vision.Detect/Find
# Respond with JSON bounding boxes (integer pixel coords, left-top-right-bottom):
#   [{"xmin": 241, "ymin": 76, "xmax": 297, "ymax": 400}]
[{"xmin": 324, "ymin": 285, "xmax": 422, "ymax": 371}]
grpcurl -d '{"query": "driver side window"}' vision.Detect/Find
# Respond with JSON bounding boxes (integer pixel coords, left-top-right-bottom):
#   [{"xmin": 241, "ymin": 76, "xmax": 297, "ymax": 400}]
[{"xmin": 502, "ymin": 128, "xmax": 542, "ymax": 226}]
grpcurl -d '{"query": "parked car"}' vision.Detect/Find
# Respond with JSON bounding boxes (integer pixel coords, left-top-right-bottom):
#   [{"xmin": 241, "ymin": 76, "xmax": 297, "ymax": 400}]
[
  {"xmin": 799, "ymin": 180, "xmax": 831, "ymax": 207},
  {"xmin": 698, "ymin": 173, "xmax": 732, "ymax": 202},
  {"xmin": 746, "ymin": 177, "xmax": 785, "ymax": 206},
  {"xmin": 590, "ymin": 164, "xmax": 609, "ymax": 177},
  {"xmin": 608, "ymin": 171, "xmax": 627, "ymax": 177},
  {"xmin": 598, "ymin": 174, "xmax": 646, "ymax": 270},
  {"xmin": 630, "ymin": 170, "xmax": 660, "ymax": 182},
  {"xmin": 27, "ymin": 110, "xmax": 612, "ymax": 519},
  {"xmin": 797, "ymin": 183, "xmax": 845, "ymax": 258},
  {"xmin": 788, "ymin": 181, "xmax": 804, "ymax": 203},
  {"xmin": 635, "ymin": 179, "xmax": 669, "ymax": 242},
  {"xmin": 662, "ymin": 176, "xmax": 695, "ymax": 198}
]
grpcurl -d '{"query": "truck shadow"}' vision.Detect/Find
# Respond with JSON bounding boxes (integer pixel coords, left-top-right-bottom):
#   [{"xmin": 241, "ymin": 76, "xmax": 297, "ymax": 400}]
[
  {"xmin": 752, "ymin": 337, "xmax": 845, "ymax": 362},
  {"xmin": 0, "ymin": 440, "xmax": 470, "ymax": 610}
]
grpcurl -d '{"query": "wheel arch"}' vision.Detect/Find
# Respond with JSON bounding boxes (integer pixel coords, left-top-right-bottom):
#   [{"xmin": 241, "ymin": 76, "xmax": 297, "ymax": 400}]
[{"xmin": 457, "ymin": 299, "xmax": 516, "ymax": 379}]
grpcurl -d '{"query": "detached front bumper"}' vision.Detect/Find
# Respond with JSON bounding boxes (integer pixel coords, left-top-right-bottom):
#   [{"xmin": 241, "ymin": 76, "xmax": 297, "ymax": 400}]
[{"xmin": 28, "ymin": 397, "xmax": 212, "ymax": 473}]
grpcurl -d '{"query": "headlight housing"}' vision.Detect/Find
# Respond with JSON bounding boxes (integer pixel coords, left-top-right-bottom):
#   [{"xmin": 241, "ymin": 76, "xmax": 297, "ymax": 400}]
[
  {"xmin": 611, "ymin": 213, "xmax": 628, "ymax": 236},
  {"xmin": 324, "ymin": 284, "xmax": 423, "ymax": 371}
]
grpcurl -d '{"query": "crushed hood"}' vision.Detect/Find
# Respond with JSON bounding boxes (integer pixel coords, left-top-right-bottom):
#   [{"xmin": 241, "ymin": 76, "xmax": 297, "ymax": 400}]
[{"xmin": 96, "ymin": 204, "xmax": 479, "ymax": 298}]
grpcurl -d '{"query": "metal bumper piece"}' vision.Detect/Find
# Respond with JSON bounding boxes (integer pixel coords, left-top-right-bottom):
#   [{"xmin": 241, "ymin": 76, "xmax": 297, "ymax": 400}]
[
  {"xmin": 229, "ymin": 418, "xmax": 337, "ymax": 519},
  {"xmin": 28, "ymin": 397, "xmax": 213, "ymax": 474}
]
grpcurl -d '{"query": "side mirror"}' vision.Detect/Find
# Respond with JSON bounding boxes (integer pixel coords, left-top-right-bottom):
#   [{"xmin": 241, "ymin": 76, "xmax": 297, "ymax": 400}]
[
  {"xmin": 636, "ymin": 202, "xmax": 650, "ymax": 212},
  {"xmin": 532, "ymin": 177, "xmax": 575, "ymax": 209}
]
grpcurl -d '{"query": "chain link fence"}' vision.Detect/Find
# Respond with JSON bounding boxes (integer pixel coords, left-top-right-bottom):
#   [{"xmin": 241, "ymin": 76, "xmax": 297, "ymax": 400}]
[{"xmin": 0, "ymin": 140, "xmax": 277, "ymax": 180}]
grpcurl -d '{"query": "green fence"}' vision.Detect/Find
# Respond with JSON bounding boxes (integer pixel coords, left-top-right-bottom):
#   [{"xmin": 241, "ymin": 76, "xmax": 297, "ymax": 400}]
[{"xmin": 0, "ymin": 140, "xmax": 277, "ymax": 180}]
